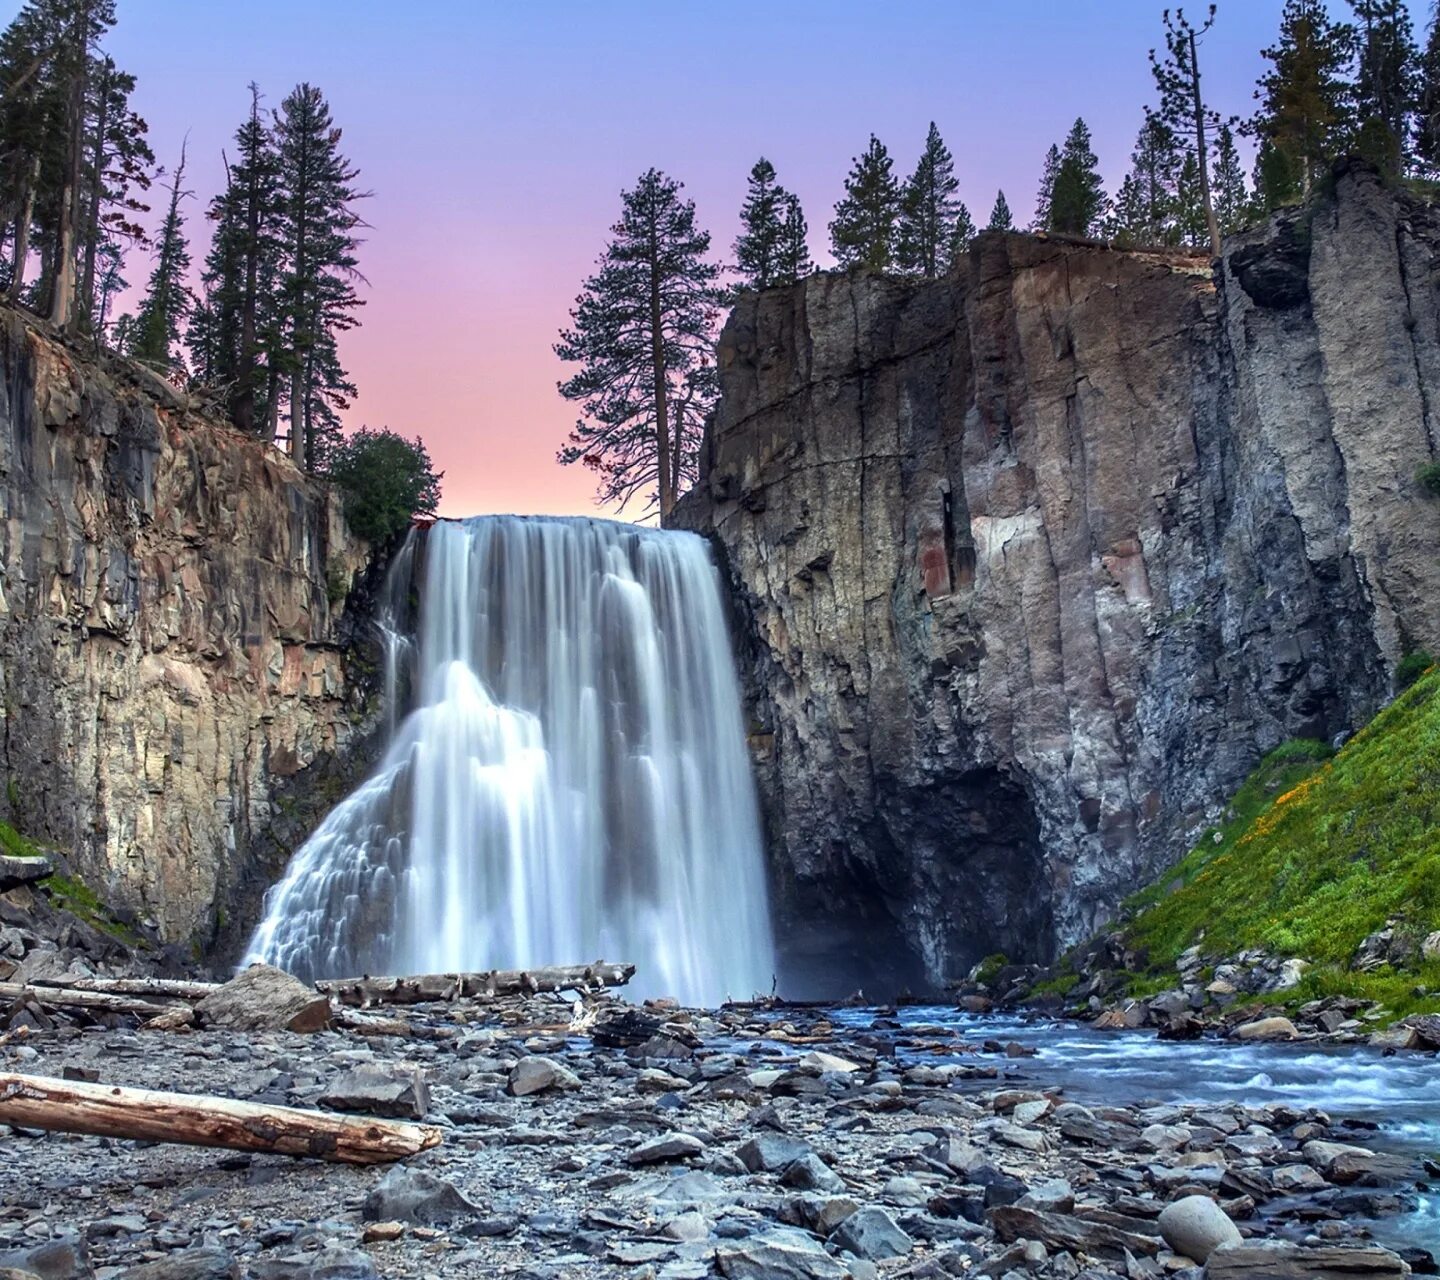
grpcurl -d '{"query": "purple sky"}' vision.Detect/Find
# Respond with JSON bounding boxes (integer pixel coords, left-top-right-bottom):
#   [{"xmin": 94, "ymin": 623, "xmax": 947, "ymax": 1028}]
[{"xmin": 98, "ymin": 1, "xmax": 1358, "ymax": 517}]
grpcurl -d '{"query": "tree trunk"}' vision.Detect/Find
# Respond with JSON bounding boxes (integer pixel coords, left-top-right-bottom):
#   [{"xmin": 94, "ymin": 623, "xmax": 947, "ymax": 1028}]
[
  {"xmin": 47, "ymin": 4, "xmax": 89, "ymax": 331},
  {"xmin": 263, "ymin": 361, "xmax": 280, "ymax": 442},
  {"xmin": 7, "ymin": 155, "xmax": 40, "ymax": 300},
  {"xmin": 78, "ymin": 61, "xmax": 111, "ymax": 331},
  {"xmin": 649, "ymin": 228, "xmax": 671, "ymax": 517},
  {"xmin": 290, "ymin": 361, "xmax": 306, "ymax": 468},
  {"xmin": 0, "ymin": 1072, "xmax": 442, "ymax": 1165},
  {"xmin": 317, "ymin": 962, "xmax": 635, "ymax": 1008},
  {"xmin": 233, "ymin": 95, "xmax": 263, "ymax": 434},
  {"xmin": 0, "ymin": 981, "xmax": 181, "ymax": 1019},
  {"xmin": 1189, "ymin": 30, "xmax": 1222, "ymax": 258}
]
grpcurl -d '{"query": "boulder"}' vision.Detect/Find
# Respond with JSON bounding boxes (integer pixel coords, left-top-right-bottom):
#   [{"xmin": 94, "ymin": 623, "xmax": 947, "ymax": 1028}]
[
  {"xmin": 1158, "ymin": 1194, "xmax": 1242, "ymax": 1263},
  {"xmin": 736, "ymin": 1134, "xmax": 813, "ymax": 1173},
  {"xmin": 319, "ymin": 1064, "xmax": 429, "ymax": 1120},
  {"xmin": 111, "ymin": 1251, "xmax": 238, "ymax": 1279},
  {"xmin": 0, "ymin": 854, "xmax": 52, "ymax": 889},
  {"xmin": 507, "ymin": 1055, "xmax": 580, "ymax": 1096},
  {"xmin": 715, "ymin": 1229, "xmax": 849, "ymax": 1279},
  {"xmin": 627, "ymin": 1131, "xmax": 706, "ymax": 1165},
  {"xmin": 0, "ymin": 1237, "xmax": 92, "ymax": 1280},
  {"xmin": 194, "ymin": 964, "xmax": 331, "ymax": 1033},
  {"xmin": 1204, "ymin": 1243, "xmax": 1409, "ymax": 1278},
  {"xmin": 1233, "ymin": 1016, "xmax": 1300, "ymax": 1041},
  {"xmin": 361, "ymin": 1167, "xmax": 479, "ymax": 1224},
  {"xmin": 829, "ymin": 1206, "xmax": 913, "ymax": 1261},
  {"xmin": 779, "ymin": 1152, "xmax": 845, "ymax": 1193}
]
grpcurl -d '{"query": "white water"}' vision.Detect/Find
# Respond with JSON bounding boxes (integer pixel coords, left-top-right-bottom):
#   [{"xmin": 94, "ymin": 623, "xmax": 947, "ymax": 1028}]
[{"xmin": 245, "ymin": 516, "xmax": 776, "ymax": 1006}]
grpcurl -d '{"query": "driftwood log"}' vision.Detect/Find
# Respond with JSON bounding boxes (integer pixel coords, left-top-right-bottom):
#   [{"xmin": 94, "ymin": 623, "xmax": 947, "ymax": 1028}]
[
  {"xmin": 0, "ymin": 981, "xmax": 183, "ymax": 1020},
  {"xmin": 0, "ymin": 1072, "xmax": 442, "ymax": 1164},
  {"xmin": 317, "ymin": 962, "xmax": 635, "ymax": 1007}
]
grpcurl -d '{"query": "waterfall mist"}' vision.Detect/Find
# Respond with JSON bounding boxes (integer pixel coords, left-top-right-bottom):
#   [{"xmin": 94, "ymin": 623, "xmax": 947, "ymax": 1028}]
[{"xmin": 245, "ymin": 516, "xmax": 776, "ymax": 1006}]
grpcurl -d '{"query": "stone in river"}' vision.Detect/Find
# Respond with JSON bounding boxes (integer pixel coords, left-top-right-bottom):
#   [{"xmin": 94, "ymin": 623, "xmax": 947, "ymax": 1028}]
[
  {"xmin": 829, "ymin": 1206, "xmax": 914, "ymax": 1261},
  {"xmin": 194, "ymin": 963, "xmax": 332, "ymax": 1033},
  {"xmin": 507, "ymin": 1055, "xmax": 581, "ymax": 1096},
  {"xmin": 1158, "ymin": 1194, "xmax": 1242, "ymax": 1263},
  {"xmin": 627, "ymin": 1132, "xmax": 706, "ymax": 1165},
  {"xmin": 1271, "ymin": 1164, "xmax": 1329, "ymax": 1194},
  {"xmin": 1233, "ymin": 1016, "xmax": 1300, "ymax": 1041}
]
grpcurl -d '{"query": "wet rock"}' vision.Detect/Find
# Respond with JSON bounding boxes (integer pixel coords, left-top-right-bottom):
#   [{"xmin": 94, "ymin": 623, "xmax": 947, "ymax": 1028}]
[
  {"xmin": 318, "ymin": 1063, "xmax": 429, "ymax": 1119},
  {"xmin": 1233, "ymin": 1017, "xmax": 1300, "ymax": 1041},
  {"xmin": 830, "ymin": 1206, "xmax": 913, "ymax": 1261},
  {"xmin": 360, "ymin": 1166, "xmax": 479, "ymax": 1224},
  {"xmin": 507, "ymin": 1055, "xmax": 581, "ymax": 1096},
  {"xmin": 989, "ymin": 1206, "xmax": 1159, "ymax": 1259},
  {"xmin": 193, "ymin": 965, "xmax": 332, "ymax": 1034},
  {"xmin": 628, "ymin": 1131, "xmax": 706, "ymax": 1165},
  {"xmin": 1203, "ymin": 1243, "xmax": 1409, "ymax": 1278},
  {"xmin": 1271, "ymin": 1164, "xmax": 1329, "ymax": 1194},
  {"xmin": 1157, "ymin": 1195, "xmax": 1242, "ymax": 1263}
]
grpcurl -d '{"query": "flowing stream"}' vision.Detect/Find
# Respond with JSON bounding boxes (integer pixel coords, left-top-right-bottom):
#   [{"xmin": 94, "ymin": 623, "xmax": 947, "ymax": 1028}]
[{"xmin": 246, "ymin": 516, "xmax": 776, "ymax": 1006}]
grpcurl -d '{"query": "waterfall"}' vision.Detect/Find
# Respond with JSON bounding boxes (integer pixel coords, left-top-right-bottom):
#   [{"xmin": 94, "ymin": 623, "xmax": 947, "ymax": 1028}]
[{"xmin": 244, "ymin": 516, "xmax": 776, "ymax": 1007}]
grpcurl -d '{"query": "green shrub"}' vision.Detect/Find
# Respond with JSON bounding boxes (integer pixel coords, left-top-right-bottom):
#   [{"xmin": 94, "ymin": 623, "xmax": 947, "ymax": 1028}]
[
  {"xmin": 327, "ymin": 428, "xmax": 443, "ymax": 546},
  {"xmin": 0, "ymin": 821, "xmax": 45, "ymax": 859},
  {"xmin": 1397, "ymin": 650, "xmax": 1435, "ymax": 692},
  {"xmin": 973, "ymin": 952, "xmax": 1008, "ymax": 985},
  {"xmin": 1419, "ymin": 461, "xmax": 1440, "ymax": 498}
]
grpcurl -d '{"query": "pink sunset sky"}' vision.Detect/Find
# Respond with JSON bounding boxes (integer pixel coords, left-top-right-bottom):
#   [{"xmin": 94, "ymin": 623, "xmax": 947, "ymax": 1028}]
[{"xmin": 101, "ymin": 1, "xmax": 1352, "ymax": 518}]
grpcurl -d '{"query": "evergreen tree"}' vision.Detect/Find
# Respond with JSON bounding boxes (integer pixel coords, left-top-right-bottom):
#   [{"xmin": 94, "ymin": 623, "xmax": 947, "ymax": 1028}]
[
  {"xmin": 733, "ymin": 157, "xmax": 785, "ymax": 290},
  {"xmin": 946, "ymin": 201, "xmax": 976, "ymax": 268},
  {"xmin": 897, "ymin": 121, "xmax": 960, "ymax": 277},
  {"xmin": 1174, "ymin": 152, "xmax": 1210, "ymax": 248},
  {"xmin": 829, "ymin": 134, "xmax": 900, "ymax": 271},
  {"xmin": 129, "ymin": 142, "xmax": 191, "ymax": 370},
  {"xmin": 1417, "ymin": 4, "xmax": 1440, "ymax": 174},
  {"xmin": 1211, "ymin": 123, "xmax": 1250, "ymax": 234},
  {"xmin": 775, "ymin": 192, "xmax": 812, "ymax": 285},
  {"xmin": 274, "ymin": 82, "xmax": 366, "ymax": 471},
  {"xmin": 328, "ymin": 427, "xmax": 443, "ymax": 545},
  {"xmin": 1032, "ymin": 143, "xmax": 1060, "ymax": 231},
  {"xmin": 1253, "ymin": 139, "xmax": 1303, "ymax": 212},
  {"xmin": 1048, "ymin": 117, "xmax": 1105, "ymax": 235},
  {"xmin": 555, "ymin": 168, "xmax": 723, "ymax": 516},
  {"xmin": 1151, "ymin": 5, "xmax": 1223, "ymax": 256},
  {"xmin": 1109, "ymin": 111, "xmax": 1181, "ymax": 245},
  {"xmin": 1348, "ymin": 0, "xmax": 1417, "ymax": 176},
  {"xmin": 1248, "ymin": 0, "xmax": 1353, "ymax": 199},
  {"xmin": 986, "ymin": 189, "xmax": 1013, "ymax": 231}
]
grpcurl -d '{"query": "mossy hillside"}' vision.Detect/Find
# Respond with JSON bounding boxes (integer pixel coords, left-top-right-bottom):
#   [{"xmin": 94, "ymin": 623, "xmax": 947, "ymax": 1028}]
[
  {"xmin": 0, "ymin": 820, "xmax": 48, "ymax": 859},
  {"xmin": 1, "ymin": 820, "xmax": 143, "ymax": 946},
  {"xmin": 1119, "ymin": 666, "xmax": 1440, "ymax": 1003}
]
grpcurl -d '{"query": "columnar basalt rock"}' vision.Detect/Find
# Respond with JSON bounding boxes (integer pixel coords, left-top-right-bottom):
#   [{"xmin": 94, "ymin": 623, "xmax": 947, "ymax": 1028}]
[
  {"xmin": 0, "ymin": 304, "xmax": 379, "ymax": 952},
  {"xmin": 675, "ymin": 162, "xmax": 1440, "ymax": 996}
]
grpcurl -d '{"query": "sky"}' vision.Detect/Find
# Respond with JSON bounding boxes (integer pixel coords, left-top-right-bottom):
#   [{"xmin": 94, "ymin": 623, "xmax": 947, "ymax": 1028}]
[{"xmin": 88, "ymin": 1, "xmax": 1359, "ymax": 518}]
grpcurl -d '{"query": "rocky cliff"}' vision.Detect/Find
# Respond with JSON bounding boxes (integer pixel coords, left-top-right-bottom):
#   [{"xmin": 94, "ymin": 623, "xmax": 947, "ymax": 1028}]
[
  {"xmin": 0, "ymin": 305, "xmax": 379, "ymax": 955},
  {"xmin": 675, "ymin": 162, "xmax": 1440, "ymax": 997}
]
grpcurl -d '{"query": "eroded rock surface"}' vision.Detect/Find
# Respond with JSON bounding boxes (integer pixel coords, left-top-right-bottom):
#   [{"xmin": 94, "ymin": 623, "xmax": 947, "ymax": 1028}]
[{"xmin": 675, "ymin": 161, "xmax": 1440, "ymax": 995}]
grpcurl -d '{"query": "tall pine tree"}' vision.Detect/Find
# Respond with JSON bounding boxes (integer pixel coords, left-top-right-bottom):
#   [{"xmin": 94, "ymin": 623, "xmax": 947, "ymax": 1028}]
[
  {"xmin": 1417, "ymin": 4, "xmax": 1440, "ymax": 174},
  {"xmin": 776, "ymin": 192, "xmax": 812, "ymax": 285},
  {"xmin": 897, "ymin": 122, "xmax": 960, "ymax": 278},
  {"xmin": 1048, "ymin": 117, "xmax": 1105, "ymax": 236},
  {"xmin": 1108, "ymin": 111, "xmax": 1180, "ymax": 246},
  {"xmin": 1032, "ymin": 143, "xmax": 1060, "ymax": 231},
  {"xmin": 734, "ymin": 157, "xmax": 786, "ymax": 290},
  {"xmin": 986, "ymin": 190, "xmax": 1014, "ymax": 231},
  {"xmin": 947, "ymin": 201, "xmax": 976, "ymax": 268},
  {"xmin": 274, "ymin": 82, "xmax": 365, "ymax": 471},
  {"xmin": 829, "ymin": 134, "xmax": 899, "ymax": 271},
  {"xmin": 1211, "ymin": 123, "xmax": 1251, "ymax": 234},
  {"xmin": 129, "ymin": 141, "xmax": 190, "ymax": 370},
  {"xmin": 1348, "ymin": 0, "xmax": 1417, "ymax": 176},
  {"xmin": 555, "ymin": 169, "xmax": 723, "ymax": 517},
  {"xmin": 1151, "ymin": 5, "xmax": 1223, "ymax": 256}
]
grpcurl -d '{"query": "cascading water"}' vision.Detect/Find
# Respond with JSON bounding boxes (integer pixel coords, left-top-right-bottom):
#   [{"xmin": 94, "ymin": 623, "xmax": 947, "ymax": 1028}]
[{"xmin": 245, "ymin": 516, "xmax": 776, "ymax": 1006}]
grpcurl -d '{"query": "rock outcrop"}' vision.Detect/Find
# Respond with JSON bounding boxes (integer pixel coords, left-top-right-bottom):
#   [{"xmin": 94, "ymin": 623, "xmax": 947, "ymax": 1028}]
[
  {"xmin": 0, "ymin": 304, "xmax": 379, "ymax": 953},
  {"xmin": 676, "ymin": 162, "xmax": 1440, "ymax": 996}
]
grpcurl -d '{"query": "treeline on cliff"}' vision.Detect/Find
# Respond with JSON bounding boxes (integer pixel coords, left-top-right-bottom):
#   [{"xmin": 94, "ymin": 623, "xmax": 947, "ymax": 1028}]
[
  {"xmin": 556, "ymin": 0, "xmax": 1440, "ymax": 516},
  {"xmin": 0, "ymin": 0, "xmax": 439, "ymax": 542}
]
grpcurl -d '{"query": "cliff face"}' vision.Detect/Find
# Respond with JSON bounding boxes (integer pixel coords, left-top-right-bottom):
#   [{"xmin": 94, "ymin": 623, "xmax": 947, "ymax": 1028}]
[
  {"xmin": 676, "ymin": 163, "xmax": 1440, "ymax": 997},
  {"xmin": 0, "ymin": 305, "xmax": 379, "ymax": 953}
]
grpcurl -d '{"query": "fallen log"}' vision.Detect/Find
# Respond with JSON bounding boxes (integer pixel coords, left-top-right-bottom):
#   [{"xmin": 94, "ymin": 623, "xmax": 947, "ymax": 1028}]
[
  {"xmin": 0, "ymin": 981, "xmax": 183, "ymax": 1020},
  {"xmin": 34, "ymin": 976, "xmax": 220, "ymax": 1001},
  {"xmin": 317, "ymin": 962, "xmax": 635, "ymax": 1007},
  {"xmin": 0, "ymin": 1072, "xmax": 442, "ymax": 1165}
]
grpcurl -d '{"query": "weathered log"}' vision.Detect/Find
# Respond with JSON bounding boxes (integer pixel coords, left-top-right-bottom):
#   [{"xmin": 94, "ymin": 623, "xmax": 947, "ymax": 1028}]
[
  {"xmin": 0, "ymin": 1072, "xmax": 442, "ymax": 1164},
  {"xmin": 317, "ymin": 962, "xmax": 635, "ymax": 1007},
  {"xmin": 35, "ymin": 975, "xmax": 220, "ymax": 1001},
  {"xmin": 0, "ymin": 981, "xmax": 182, "ymax": 1019}
]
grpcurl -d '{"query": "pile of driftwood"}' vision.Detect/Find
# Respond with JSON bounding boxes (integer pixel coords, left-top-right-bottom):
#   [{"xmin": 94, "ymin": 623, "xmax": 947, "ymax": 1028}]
[{"xmin": 0, "ymin": 961, "xmax": 635, "ymax": 1166}]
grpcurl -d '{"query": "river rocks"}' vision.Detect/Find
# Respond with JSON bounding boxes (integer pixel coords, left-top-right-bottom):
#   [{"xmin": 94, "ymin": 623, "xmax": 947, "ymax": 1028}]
[
  {"xmin": 1158, "ymin": 1194, "xmax": 1243, "ymax": 1263},
  {"xmin": 829, "ymin": 1207, "xmax": 912, "ymax": 1261},
  {"xmin": 736, "ymin": 1134, "xmax": 813, "ymax": 1173},
  {"xmin": 195, "ymin": 966, "xmax": 332, "ymax": 1034},
  {"xmin": 715, "ymin": 1229, "xmax": 850, "ymax": 1279},
  {"xmin": 318, "ymin": 1064, "xmax": 429, "ymax": 1119},
  {"xmin": 507, "ymin": 1055, "xmax": 580, "ymax": 1096},
  {"xmin": 779, "ymin": 1153, "xmax": 846, "ymax": 1193},
  {"xmin": 1234, "ymin": 1016, "xmax": 1300, "ymax": 1041},
  {"xmin": 626, "ymin": 1131, "xmax": 705, "ymax": 1165},
  {"xmin": 1204, "ymin": 1243, "xmax": 1410, "ymax": 1278},
  {"xmin": 361, "ymin": 1168, "xmax": 478, "ymax": 1225}
]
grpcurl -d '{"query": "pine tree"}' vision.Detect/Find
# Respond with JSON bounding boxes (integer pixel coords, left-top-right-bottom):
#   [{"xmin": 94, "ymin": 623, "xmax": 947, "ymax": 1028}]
[
  {"xmin": 1151, "ymin": 5, "xmax": 1223, "ymax": 256},
  {"xmin": 986, "ymin": 190, "xmax": 1013, "ymax": 231},
  {"xmin": 733, "ymin": 157, "xmax": 785, "ymax": 290},
  {"xmin": 129, "ymin": 142, "xmax": 191, "ymax": 370},
  {"xmin": 1211, "ymin": 123, "xmax": 1250, "ymax": 234},
  {"xmin": 1032, "ymin": 143, "xmax": 1060, "ymax": 231},
  {"xmin": 555, "ymin": 168, "xmax": 723, "ymax": 517},
  {"xmin": 1348, "ymin": 0, "xmax": 1418, "ymax": 176},
  {"xmin": 829, "ymin": 134, "xmax": 900, "ymax": 271},
  {"xmin": 775, "ymin": 192, "xmax": 812, "ymax": 285},
  {"xmin": 1048, "ymin": 117, "xmax": 1105, "ymax": 236},
  {"xmin": 1248, "ymin": 0, "xmax": 1353, "ymax": 199},
  {"xmin": 1417, "ymin": 4, "xmax": 1440, "ymax": 174},
  {"xmin": 274, "ymin": 82, "xmax": 366, "ymax": 471},
  {"xmin": 897, "ymin": 122, "xmax": 960, "ymax": 278},
  {"xmin": 1174, "ymin": 152, "xmax": 1210, "ymax": 248},
  {"xmin": 1109, "ymin": 111, "xmax": 1181, "ymax": 246},
  {"xmin": 947, "ymin": 201, "xmax": 976, "ymax": 268}
]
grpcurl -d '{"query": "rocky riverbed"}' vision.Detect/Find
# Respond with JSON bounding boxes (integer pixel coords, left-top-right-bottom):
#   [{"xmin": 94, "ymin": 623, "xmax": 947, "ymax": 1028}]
[{"xmin": 2, "ymin": 987, "xmax": 1435, "ymax": 1280}]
